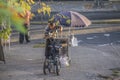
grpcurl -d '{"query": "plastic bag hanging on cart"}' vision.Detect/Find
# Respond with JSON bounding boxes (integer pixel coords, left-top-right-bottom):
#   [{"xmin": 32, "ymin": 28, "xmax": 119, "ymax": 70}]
[
  {"xmin": 60, "ymin": 56, "xmax": 69, "ymax": 67},
  {"xmin": 71, "ymin": 35, "xmax": 78, "ymax": 47}
]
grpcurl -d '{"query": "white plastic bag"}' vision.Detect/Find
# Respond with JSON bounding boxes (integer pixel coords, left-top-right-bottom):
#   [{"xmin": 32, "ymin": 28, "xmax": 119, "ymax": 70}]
[
  {"xmin": 71, "ymin": 35, "xmax": 78, "ymax": 47},
  {"xmin": 60, "ymin": 56, "xmax": 69, "ymax": 67}
]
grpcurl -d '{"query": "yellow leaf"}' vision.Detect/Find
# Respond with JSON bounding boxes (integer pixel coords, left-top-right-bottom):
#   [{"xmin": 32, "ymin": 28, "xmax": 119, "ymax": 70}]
[
  {"xmin": 41, "ymin": 2, "xmax": 46, "ymax": 7},
  {"xmin": 31, "ymin": 13, "xmax": 35, "ymax": 17},
  {"xmin": 30, "ymin": 0, "xmax": 35, "ymax": 4},
  {"xmin": 27, "ymin": 0, "xmax": 31, "ymax": 5},
  {"xmin": 37, "ymin": 9, "xmax": 42, "ymax": 13}
]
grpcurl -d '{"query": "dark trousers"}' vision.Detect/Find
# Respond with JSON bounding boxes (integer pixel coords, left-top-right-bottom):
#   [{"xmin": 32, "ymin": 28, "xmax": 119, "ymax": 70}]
[
  {"xmin": 45, "ymin": 39, "xmax": 51, "ymax": 59},
  {"xmin": 19, "ymin": 32, "xmax": 30, "ymax": 43},
  {"xmin": 19, "ymin": 24, "xmax": 30, "ymax": 43}
]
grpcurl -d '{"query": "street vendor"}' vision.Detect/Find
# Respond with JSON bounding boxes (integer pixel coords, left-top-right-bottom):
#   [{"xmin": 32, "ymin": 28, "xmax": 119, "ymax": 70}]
[
  {"xmin": 44, "ymin": 22, "xmax": 63, "ymax": 59},
  {"xmin": 44, "ymin": 22, "xmax": 63, "ymax": 38}
]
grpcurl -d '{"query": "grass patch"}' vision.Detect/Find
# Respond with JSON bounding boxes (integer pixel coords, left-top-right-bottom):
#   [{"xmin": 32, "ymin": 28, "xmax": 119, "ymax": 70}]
[
  {"xmin": 92, "ymin": 19, "xmax": 120, "ymax": 24},
  {"xmin": 97, "ymin": 68, "xmax": 120, "ymax": 80},
  {"xmin": 97, "ymin": 74, "xmax": 112, "ymax": 79},
  {"xmin": 110, "ymin": 68, "xmax": 120, "ymax": 77},
  {"xmin": 33, "ymin": 43, "xmax": 45, "ymax": 48},
  {"xmin": 30, "ymin": 21, "xmax": 47, "ymax": 25}
]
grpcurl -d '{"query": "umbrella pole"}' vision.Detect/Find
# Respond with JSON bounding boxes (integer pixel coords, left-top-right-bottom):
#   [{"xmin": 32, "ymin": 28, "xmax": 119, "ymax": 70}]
[
  {"xmin": 70, "ymin": 27, "xmax": 74, "ymax": 36},
  {"xmin": 69, "ymin": 27, "xmax": 71, "ymax": 37},
  {"xmin": 72, "ymin": 27, "xmax": 75, "ymax": 36},
  {"xmin": 68, "ymin": 27, "xmax": 72, "ymax": 45}
]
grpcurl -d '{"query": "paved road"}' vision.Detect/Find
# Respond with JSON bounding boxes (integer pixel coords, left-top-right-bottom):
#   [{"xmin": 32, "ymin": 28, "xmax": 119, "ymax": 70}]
[
  {"xmin": 31, "ymin": 1, "xmax": 120, "ymax": 21},
  {"xmin": 76, "ymin": 31, "xmax": 120, "ymax": 58},
  {"xmin": 0, "ymin": 31, "xmax": 120, "ymax": 80},
  {"xmin": 10, "ymin": 23, "xmax": 120, "ymax": 43}
]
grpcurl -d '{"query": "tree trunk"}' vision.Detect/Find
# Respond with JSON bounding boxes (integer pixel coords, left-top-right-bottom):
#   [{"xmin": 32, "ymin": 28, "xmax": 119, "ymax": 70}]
[{"xmin": 0, "ymin": 38, "xmax": 5, "ymax": 64}]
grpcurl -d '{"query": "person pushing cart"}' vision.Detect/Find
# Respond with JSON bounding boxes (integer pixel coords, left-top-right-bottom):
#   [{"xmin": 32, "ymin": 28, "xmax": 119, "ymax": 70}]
[{"xmin": 43, "ymin": 22, "xmax": 70, "ymax": 75}]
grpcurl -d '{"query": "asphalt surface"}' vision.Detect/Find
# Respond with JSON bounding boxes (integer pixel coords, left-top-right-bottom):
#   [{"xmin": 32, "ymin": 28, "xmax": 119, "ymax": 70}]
[
  {"xmin": 0, "ymin": 31, "xmax": 120, "ymax": 80},
  {"xmin": 76, "ymin": 31, "xmax": 120, "ymax": 57},
  {"xmin": 31, "ymin": 1, "xmax": 120, "ymax": 21},
  {"xmin": 32, "ymin": 1, "xmax": 120, "ymax": 12}
]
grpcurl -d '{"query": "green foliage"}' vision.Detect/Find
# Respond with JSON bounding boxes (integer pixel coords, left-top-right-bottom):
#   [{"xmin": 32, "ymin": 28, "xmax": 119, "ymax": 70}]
[
  {"xmin": 37, "ymin": 2, "xmax": 51, "ymax": 16},
  {"xmin": 33, "ymin": 43, "xmax": 45, "ymax": 48},
  {"xmin": 0, "ymin": 27, "xmax": 11, "ymax": 40},
  {"xmin": 0, "ymin": 0, "xmax": 30, "ymax": 40},
  {"xmin": 0, "ymin": 0, "xmax": 51, "ymax": 40},
  {"xmin": 0, "ymin": 0, "xmax": 22, "ymax": 35}
]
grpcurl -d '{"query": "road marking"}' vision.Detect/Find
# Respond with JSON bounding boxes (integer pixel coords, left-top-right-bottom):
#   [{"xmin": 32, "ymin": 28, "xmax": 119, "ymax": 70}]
[
  {"xmin": 86, "ymin": 37, "xmax": 94, "ymax": 40},
  {"xmin": 93, "ymin": 36, "xmax": 98, "ymax": 38},
  {"xmin": 78, "ymin": 40, "xmax": 83, "ymax": 43},
  {"xmin": 117, "ymin": 41, "xmax": 120, "ymax": 43},
  {"xmin": 27, "ymin": 59, "xmax": 33, "ymax": 60},
  {"xmin": 98, "ymin": 44, "xmax": 109, "ymax": 46},
  {"xmin": 104, "ymin": 34, "xmax": 110, "ymax": 37},
  {"xmin": 102, "ymin": 52, "xmax": 111, "ymax": 57}
]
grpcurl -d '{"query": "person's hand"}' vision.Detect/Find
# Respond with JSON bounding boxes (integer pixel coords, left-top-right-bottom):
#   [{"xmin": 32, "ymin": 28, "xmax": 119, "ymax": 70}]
[
  {"xmin": 60, "ymin": 26, "xmax": 63, "ymax": 38},
  {"xmin": 43, "ymin": 36, "xmax": 46, "ymax": 39},
  {"xmin": 60, "ymin": 26, "xmax": 63, "ymax": 32}
]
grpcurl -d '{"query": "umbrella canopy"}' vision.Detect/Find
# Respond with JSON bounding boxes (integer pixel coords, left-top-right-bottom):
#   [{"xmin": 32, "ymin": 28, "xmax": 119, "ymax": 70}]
[{"xmin": 50, "ymin": 11, "xmax": 91, "ymax": 27}]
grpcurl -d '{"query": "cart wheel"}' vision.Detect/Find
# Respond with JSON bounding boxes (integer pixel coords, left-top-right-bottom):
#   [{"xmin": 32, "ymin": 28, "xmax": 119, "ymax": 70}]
[
  {"xmin": 55, "ymin": 61, "xmax": 61, "ymax": 76},
  {"xmin": 43, "ymin": 60, "xmax": 49, "ymax": 75},
  {"xmin": 48, "ymin": 62, "xmax": 52, "ymax": 73}
]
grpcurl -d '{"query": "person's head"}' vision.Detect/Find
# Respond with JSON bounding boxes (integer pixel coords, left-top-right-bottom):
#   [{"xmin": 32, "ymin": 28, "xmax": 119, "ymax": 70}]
[{"xmin": 48, "ymin": 22, "xmax": 55, "ymax": 29}]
